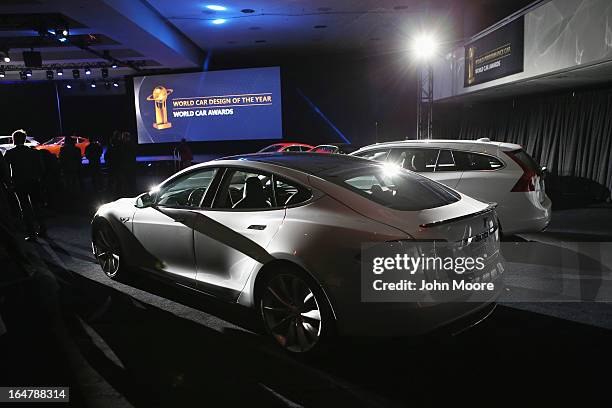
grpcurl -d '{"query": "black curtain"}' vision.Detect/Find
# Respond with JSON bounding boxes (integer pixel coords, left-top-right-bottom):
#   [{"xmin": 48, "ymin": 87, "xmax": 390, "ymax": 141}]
[{"xmin": 434, "ymin": 87, "xmax": 612, "ymax": 193}]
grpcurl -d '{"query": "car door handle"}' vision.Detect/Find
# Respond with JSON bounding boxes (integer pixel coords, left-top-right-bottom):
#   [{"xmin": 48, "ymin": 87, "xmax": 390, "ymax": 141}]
[
  {"xmin": 173, "ymin": 217, "xmax": 186, "ymax": 223},
  {"xmin": 248, "ymin": 224, "xmax": 267, "ymax": 230}
]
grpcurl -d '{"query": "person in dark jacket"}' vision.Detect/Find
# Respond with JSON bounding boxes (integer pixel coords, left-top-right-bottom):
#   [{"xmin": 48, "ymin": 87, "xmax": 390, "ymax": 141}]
[
  {"xmin": 59, "ymin": 136, "xmax": 82, "ymax": 195},
  {"xmin": 85, "ymin": 137, "xmax": 103, "ymax": 192},
  {"xmin": 4, "ymin": 129, "xmax": 47, "ymax": 240}
]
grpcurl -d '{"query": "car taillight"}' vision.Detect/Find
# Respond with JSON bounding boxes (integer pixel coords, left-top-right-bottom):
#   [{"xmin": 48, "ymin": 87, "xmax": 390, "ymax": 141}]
[{"xmin": 505, "ymin": 150, "xmax": 536, "ymax": 192}]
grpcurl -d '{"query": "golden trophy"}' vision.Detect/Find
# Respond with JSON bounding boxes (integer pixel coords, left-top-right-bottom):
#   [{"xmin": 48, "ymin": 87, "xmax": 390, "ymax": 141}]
[
  {"xmin": 147, "ymin": 86, "xmax": 174, "ymax": 129},
  {"xmin": 467, "ymin": 46, "xmax": 476, "ymax": 85}
]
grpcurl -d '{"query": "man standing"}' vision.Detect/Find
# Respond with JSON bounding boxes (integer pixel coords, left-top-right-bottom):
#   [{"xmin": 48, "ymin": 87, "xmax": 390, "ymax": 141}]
[
  {"xmin": 4, "ymin": 129, "xmax": 47, "ymax": 241},
  {"xmin": 85, "ymin": 137, "xmax": 103, "ymax": 192},
  {"xmin": 59, "ymin": 136, "xmax": 82, "ymax": 195}
]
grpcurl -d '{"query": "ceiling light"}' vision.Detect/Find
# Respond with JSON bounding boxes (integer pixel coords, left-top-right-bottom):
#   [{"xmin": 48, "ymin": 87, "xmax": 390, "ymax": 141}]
[
  {"xmin": 412, "ymin": 33, "xmax": 439, "ymax": 60},
  {"xmin": 25, "ymin": 69, "xmax": 32, "ymax": 77},
  {"xmin": 0, "ymin": 68, "xmax": 5, "ymax": 78},
  {"xmin": 66, "ymin": 83, "xmax": 72, "ymax": 89},
  {"xmin": 90, "ymin": 80, "xmax": 96, "ymax": 88},
  {"xmin": 46, "ymin": 70, "xmax": 54, "ymax": 79},
  {"xmin": 111, "ymin": 62, "xmax": 118, "ymax": 69},
  {"xmin": 72, "ymin": 69, "xmax": 80, "ymax": 79},
  {"xmin": 85, "ymin": 67, "xmax": 91, "ymax": 75},
  {"xmin": 112, "ymin": 81, "xmax": 119, "ymax": 87},
  {"xmin": 206, "ymin": 5, "xmax": 227, "ymax": 11},
  {"xmin": 212, "ymin": 18, "xmax": 226, "ymax": 25},
  {"xmin": 1, "ymin": 49, "xmax": 10, "ymax": 63},
  {"xmin": 57, "ymin": 68, "xmax": 63, "ymax": 76}
]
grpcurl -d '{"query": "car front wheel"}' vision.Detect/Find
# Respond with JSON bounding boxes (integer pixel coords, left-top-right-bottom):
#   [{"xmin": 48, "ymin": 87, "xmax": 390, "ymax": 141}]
[{"xmin": 92, "ymin": 222, "xmax": 127, "ymax": 280}]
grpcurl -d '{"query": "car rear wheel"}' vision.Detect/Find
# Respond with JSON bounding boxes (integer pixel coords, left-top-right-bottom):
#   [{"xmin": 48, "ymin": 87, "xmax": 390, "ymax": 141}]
[
  {"xmin": 93, "ymin": 223, "xmax": 126, "ymax": 280},
  {"xmin": 259, "ymin": 269, "xmax": 333, "ymax": 355}
]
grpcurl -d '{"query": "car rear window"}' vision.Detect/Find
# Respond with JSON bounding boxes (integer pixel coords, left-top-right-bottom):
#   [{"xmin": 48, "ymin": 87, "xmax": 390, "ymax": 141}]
[
  {"xmin": 323, "ymin": 163, "xmax": 460, "ymax": 211},
  {"xmin": 453, "ymin": 151, "xmax": 504, "ymax": 171},
  {"xmin": 509, "ymin": 149, "xmax": 540, "ymax": 173}
]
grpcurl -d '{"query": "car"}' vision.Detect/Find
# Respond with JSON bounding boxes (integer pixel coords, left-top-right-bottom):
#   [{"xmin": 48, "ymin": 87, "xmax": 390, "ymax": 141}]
[
  {"xmin": 0, "ymin": 135, "xmax": 39, "ymax": 155},
  {"xmin": 91, "ymin": 153, "xmax": 503, "ymax": 354},
  {"xmin": 35, "ymin": 136, "xmax": 90, "ymax": 157},
  {"xmin": 351, "ymin": 138, "xmax": 552, "ymax": 234},
  {"xmin": 258, "ymin": 142, "xmax": 314, "ymax": 153},
  {"xmin": 307, "ymin": 144, "xmax": 358, "ymax": 154}
]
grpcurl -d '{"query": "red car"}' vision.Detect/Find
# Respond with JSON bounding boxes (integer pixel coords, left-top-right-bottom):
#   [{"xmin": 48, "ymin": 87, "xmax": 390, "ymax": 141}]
[
  {"xmin": 36, "ymin": 136, "xmax": 90, "ymax": 157},
  {"xmin": 258, "ymin": 142, "xmax": 314, "ymax": 153}
]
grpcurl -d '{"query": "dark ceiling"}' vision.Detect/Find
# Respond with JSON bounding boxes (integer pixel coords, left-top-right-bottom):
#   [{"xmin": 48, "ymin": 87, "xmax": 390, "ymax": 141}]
[{"xmin": 0, "ymin": 0, "xmax": 538, "ymax": 81}]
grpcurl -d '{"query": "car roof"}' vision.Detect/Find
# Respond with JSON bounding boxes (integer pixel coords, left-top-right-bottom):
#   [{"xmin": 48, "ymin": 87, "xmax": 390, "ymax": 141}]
[
  {"xmin": 216, "ymin": 152, "xmax": 378, "ymax": 176},
  {"xmin": 353, "ymin": 139, "xmax": 521, "ymax": 152}
]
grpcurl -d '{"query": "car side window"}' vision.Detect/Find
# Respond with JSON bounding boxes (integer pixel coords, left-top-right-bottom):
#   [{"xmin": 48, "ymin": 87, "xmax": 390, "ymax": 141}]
[
  {"xmin": 214, "ymin": 169, "xmax": 275, "ymax": 210},
  {"xmin": 156, "ymin": 168, "xmax": 217, "ymax": 208},
  {"xmin": 388, "ymin": 148, "xmax": 438, "ymax": 173},
  {"xmin": 275, "ymin": 177, "xmax": 312, "ymax": 206},
  {"xmin": 354, "ymin": 149, "xmax": 390, "ymax": 162},
  {"xmin": 453, "ymin": 151, "xmax": 504, "ymax": 171},
  {"xmin": 284, "ymin": 145, "xmax": 303, "ymax": 152},
  {"xmin": 435, "ymin": 150, "xmax": 457, "ymax": 172}
]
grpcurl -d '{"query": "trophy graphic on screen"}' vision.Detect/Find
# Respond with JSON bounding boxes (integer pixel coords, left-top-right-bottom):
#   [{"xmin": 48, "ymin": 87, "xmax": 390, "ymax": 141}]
[
  {"xmin": 147, "ymin": 86, "xmax": 174, "ymax": 129},
  {"xmin": 467, "ymin": 46, "xmax": 476, "ymax": 85}
]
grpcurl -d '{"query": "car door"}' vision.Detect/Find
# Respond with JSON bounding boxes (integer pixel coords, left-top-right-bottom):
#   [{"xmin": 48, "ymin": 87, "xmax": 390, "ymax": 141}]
[
  {"xmin": 429, "ymin": 149, "xmax": 463, "ymax": 188},
  {"xmin": 192, "ymin": 167, "xmax": 286, "ymax": 300},
  {"xmin": 453, "ymin": 150, "xmax": 511, "ymax": 202},
  {"xmin": 131, "ymin": 167, "xmax": 219, "ymax": 284}
]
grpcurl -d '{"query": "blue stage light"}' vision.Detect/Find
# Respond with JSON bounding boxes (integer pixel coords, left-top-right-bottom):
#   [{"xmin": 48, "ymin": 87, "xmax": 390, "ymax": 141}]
[
  {"xmin": 296, "ymin": 88, "xmax": 351, "ymax": 144},
  {"xmin": 206, "ymin": 5, "xmax": 227, "ymax": 11},
  {"xmin": 212, "ymin": 19, "xmax": 227, "ymax": 25}
]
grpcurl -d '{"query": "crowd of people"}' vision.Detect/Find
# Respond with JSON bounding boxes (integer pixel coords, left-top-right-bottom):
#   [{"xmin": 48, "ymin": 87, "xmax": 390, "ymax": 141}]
[{"xmin": 0, "ymin": 129, "xmax": 138, "ymax": 242}]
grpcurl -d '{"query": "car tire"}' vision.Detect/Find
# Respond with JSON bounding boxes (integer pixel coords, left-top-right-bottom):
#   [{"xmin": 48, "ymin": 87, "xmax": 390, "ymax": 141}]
[
  {"xmin": 92, "ymin": 221, "xmax": 130, "ymax": 281},
  {"xmin": 257, "ymin": 265, "xmax": 335, "ymax": 356}
]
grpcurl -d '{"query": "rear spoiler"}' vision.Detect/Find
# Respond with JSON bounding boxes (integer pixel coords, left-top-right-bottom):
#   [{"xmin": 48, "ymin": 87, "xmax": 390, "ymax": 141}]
[{"xmin": 419, "ymin": 203, "xmax": 498, "ymax": 228}]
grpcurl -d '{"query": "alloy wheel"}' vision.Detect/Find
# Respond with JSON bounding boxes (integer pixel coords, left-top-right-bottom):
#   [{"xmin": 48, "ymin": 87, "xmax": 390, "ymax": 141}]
[
  {"xmin": 261, "ymin": 274, "xmax": 323, "ymax": 353},
  {"xmin": 93, "ymin": 226, "xmax": 121, "ymax": 278}
]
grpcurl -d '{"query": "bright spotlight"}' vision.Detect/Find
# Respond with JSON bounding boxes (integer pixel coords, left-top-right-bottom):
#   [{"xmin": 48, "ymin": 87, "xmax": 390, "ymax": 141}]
[
  {"xmin": 412, "ymin": 34, "xmax": 438, "ymax": 60},
  {"xmin": 206, "ymin": 5, "xmax": 227, "ymax": 11},
  {"xmin": 212, "ymin": 18, "xmax": 227, "ymax": 25},
  {"xmin": 2, "ymin": 55, "xmax": 9, "ymax": 63}
]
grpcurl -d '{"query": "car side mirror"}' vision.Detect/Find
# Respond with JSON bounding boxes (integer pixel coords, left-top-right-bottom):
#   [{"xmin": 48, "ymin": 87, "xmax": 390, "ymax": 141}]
[{"xmin": 135, "ymin": 192, "xmax": 155, "ymax": 208}]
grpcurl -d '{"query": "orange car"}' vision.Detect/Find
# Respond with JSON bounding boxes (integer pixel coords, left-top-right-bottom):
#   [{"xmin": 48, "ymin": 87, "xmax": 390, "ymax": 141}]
[{"xmin": 36, "ymin": 136, "xmax": 90, "ymax": 157}]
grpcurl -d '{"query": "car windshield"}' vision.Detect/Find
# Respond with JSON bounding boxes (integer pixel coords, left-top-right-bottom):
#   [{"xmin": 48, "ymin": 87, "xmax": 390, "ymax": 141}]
[
  {"xmin": 259, "ymin": 144, "xmax": 282, "ymax": 153},
  {"xmin": 0, "ymin": 137, "xmax": 12, "ymax": 145},
  {"xmin": 322, "ymin": 163, "xmax": 460, "ymax": 211}
]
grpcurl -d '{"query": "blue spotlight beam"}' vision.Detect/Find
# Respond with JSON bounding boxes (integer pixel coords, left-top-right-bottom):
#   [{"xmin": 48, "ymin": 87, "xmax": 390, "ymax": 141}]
[{"xmin": 296, "ymin": 88, "xmax": 351, "ymax": 144}]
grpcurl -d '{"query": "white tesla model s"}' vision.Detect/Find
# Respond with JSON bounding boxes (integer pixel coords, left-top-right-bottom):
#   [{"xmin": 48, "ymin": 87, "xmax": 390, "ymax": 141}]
[{"xmin": 92, "ymin": 153, "xmax": 503, "ymax": 354}]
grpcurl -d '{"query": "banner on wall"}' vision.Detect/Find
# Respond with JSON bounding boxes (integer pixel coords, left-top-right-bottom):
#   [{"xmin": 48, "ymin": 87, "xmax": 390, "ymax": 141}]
[
  {"xmin": 464, "ymin": 17, "xmax": 524, "ymax": 87},
  {"xmin": 133, "ymin": 67, "xmax": 282, "ymax": 144}
]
